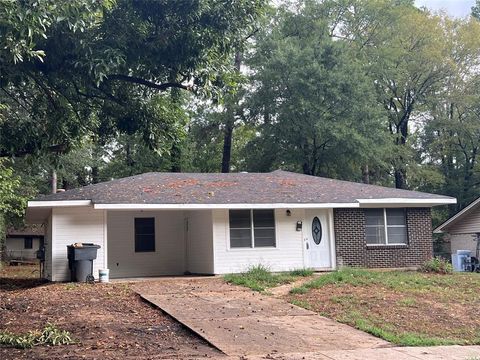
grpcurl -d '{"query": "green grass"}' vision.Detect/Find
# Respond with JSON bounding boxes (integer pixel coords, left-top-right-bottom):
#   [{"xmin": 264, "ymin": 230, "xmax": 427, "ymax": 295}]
[
  {"xmin": 290, "ymin": 299, "xmax": 312, "ymax": 310},
  {"xmin": 289, "ymin": 268, "xmax": 314, "ymax": 277},
  {"xmin": 223, "ymin": 265, "xmax": 313, "ymax": 292},
  {"xmin": 289, "ymin": 267, "xmax": 374, "ymax": 293},
  {"xmin": 289, "ymin": 267, "xmax": 476, "ymax": 294},
  {"xmin": 289, "ymin": 286, "xmax": 309, "ymax": 294},
  {"xmin": 330, "ymin": 294, "xmax": 355, "ymax": 305},
  {"xmin": 396, "ymin": 297, "xmax": 417, "ymax": 307},
  {"xmin": 343, "ymin": 311, "xmax": 458, "ymax": 346}
]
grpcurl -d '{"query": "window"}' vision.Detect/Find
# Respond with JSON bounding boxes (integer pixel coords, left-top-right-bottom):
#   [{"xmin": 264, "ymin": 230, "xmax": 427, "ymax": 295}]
[
  {"xmin": 365, "ymin": 209, "xmax": 407, "ymax": 245},
  {"xmin": 24, "ymin": 237, "xmax": 33, "ymax": 249},
  {"xmin": 229, "ymin": 210, "xmax": 276, "ymax": 248},
  {"xmin": 312, "ymin": 217, "xmax": 322, "ymax": 244},
  {"xmin": 135, "ymin": 218, "xmax": 155, "ymax": 252}
]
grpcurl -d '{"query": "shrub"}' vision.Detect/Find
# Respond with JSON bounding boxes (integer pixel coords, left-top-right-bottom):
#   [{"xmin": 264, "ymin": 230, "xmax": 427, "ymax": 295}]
[
  {"xmin": 0, "ymin": 323, "xmax": 74, "ymax": 349},
  {"xmin": 224, "ymin": 264, "xmax": 302, "ymax": 291},
  {"xmin": 420, "ymin": 257, "xmax": 453, "ymax": 274},
  {"xmin": 289, "ymin": 268, "xmax": 314, "ymax": 277}
]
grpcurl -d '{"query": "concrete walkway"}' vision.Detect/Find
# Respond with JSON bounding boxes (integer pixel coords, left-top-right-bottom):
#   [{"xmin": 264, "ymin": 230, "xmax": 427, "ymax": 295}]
[
  {"xmin": 241, "ymin": 345, "xmax": 480, "ymax": 359},
  {"xmin": 133, "ymin": 277, "xmax": 389, "ymax": 356}
]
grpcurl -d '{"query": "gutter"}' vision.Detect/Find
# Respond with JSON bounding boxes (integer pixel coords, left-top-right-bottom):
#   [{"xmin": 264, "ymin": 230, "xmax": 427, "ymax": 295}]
[{"xmin": 27, "ymin": 197, "xmax": 456, "ymax": 210}]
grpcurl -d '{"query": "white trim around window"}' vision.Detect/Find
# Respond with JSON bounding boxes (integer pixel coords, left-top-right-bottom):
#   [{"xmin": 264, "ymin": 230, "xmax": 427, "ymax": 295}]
[
  {"xmin": 365, "ymin": 208, "xmax": 408, "ymax": 246},
  {"xmin": 229, "ymin": 209, "xmax": 276, "ymax": 249}
]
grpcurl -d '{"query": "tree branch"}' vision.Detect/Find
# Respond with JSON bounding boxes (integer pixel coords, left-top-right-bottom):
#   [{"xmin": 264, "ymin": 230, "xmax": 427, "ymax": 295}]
[
  {"xmin": 108, "ymin": 74, "xmax": 191, "ymax": 92},
  {"xmin": 0, "ymin": 143, "xmax": 68, "ymax": 158}
]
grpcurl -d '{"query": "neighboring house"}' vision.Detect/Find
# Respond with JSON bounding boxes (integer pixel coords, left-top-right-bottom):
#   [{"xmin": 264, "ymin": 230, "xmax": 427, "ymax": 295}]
[
  {"xmin": 434, "ymin": 197, "xmax": 480, "ymax": 257},
  {"xmin": 26, "ymin": 170, "xmax": 455, "ymax": 281},
  {"xmin": 5, "ymin": 225, "xmax": 44, "ymax": 261}
]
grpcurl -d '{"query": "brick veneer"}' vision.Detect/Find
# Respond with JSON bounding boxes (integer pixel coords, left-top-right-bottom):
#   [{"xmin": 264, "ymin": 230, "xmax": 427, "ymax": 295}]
[{"xmin": 333, "ymin": 208, "xmax": 433, "ymax": 268}]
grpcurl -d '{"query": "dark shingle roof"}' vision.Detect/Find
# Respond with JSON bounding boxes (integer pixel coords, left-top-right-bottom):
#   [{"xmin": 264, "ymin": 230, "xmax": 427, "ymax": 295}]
[
  {"xmin": 32, "ymin": 170, "xmax": 454, "ymax": 205},
  {"xmin": 7, "ymin": 224, "xmax": 45, "ymax": 236}
]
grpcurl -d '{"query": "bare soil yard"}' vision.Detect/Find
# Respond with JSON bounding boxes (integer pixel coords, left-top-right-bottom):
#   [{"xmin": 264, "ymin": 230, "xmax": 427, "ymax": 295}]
[
  {"xmin": 0, "ymin": 265, "xmax": 222, "ymax": 359},
  {"xmin": 286, "ymin": 268, "xmax": 480, "ymax": 346}
]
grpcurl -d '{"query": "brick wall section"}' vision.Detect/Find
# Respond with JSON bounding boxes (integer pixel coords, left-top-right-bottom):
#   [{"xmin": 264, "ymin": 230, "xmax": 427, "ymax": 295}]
[{"xmin": 333, "ymin": 208, "xmax": 433, "ymax": 268}]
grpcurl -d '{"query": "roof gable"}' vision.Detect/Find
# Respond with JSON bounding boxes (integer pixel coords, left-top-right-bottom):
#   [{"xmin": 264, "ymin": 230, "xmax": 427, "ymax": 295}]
[{"xmin": 434, "ymin": 197, "xmax": 480, "ymax": 234}]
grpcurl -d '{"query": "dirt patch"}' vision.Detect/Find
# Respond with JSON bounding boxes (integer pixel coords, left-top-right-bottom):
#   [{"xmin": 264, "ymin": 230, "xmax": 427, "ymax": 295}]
[
  {"xmin": 286, "ymin": 272, "xmax": 480, "ymax": 345},
  {"xmin": 0, "ymin": 266, "xmax": 223, "ymax": 359}
]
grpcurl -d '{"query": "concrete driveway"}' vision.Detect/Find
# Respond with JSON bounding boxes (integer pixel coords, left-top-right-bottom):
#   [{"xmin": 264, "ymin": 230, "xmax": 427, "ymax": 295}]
[{"xmin": 133, "ymin": 277, "xmax": 389, "ymax": 357}]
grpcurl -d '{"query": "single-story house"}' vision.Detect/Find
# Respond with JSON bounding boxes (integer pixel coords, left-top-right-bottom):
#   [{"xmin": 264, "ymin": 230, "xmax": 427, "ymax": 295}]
[
  {"xmin": 434, "ymin": 196, "xmax": 480, "ymax": 257},
  {"xmin": 26, "ymin": 170, "xmax": 456, "ymax": 281},
  {"xmin": 4, "ymin": 225, "xmax": 44, "ymax": 261}
]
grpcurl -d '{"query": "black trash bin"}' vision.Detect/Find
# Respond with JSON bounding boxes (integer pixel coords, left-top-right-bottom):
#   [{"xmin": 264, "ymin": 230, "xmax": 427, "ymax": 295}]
[{"xmin": 67, "ymin": 243, "xmax": 101, "ymax": 282}]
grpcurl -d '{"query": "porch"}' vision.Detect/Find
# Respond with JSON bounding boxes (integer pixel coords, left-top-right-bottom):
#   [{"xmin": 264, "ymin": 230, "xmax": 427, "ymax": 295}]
[
  {"xmin": 29, "ymin": 205, "xmax": 336, "ymax": 281},
  {"xmin": 106, "ymin": 209, "xmax": 213, "ymax": 279}
]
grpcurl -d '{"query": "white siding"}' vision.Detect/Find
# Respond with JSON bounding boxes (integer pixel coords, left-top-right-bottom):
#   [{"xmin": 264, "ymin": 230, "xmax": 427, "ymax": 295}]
[
  {"xmin": 212, "ymin": 208, "xmax": 305, "ymax": 274},
  {"xmin": 186, "ymin": 210, "xmax": 214, "ymax": 274},
  {"xmin": 5, "ymin": 237, "xmax": 41, "ymax": 259},
  {"xmin": 447, "ymin": 205, "xmax": 480, "ymax": 234},
  {"xmin": 107, "ymin": 210, "xmax": 185, "ymax": 278},
  {"xmin": 45, "ymin": 214, "xmax": 52, "ymax": 280},
  {"xmin": 51, "ymin": 207, "xmax": 106, "ymax": 282}
]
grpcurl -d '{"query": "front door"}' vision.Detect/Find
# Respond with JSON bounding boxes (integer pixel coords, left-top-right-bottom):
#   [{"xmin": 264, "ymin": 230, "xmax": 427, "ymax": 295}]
[{"xmin": 304, "ymin": 210, "xmax": 332, "ymax": 269}]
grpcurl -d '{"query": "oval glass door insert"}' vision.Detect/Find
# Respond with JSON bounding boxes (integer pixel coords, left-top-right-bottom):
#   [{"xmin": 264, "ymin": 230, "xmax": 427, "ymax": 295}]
[{"xmin": 312, "ymin": 217, "xmax": 322, "ymax": 245}]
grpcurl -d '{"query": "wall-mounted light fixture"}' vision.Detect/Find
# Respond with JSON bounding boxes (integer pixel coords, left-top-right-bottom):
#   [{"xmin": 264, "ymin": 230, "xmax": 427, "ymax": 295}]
[
  {"xmin": 286, "ymin": 209, "xmax": 292, "ymax": 217},
  {"xmin": 296, "ymin": 221, "xmax": 302, "ymax": 231}
]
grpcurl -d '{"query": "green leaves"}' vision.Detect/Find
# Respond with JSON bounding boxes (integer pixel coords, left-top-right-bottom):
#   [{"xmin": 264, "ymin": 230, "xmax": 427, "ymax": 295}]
[
  {"xmin": 0, "ymin": 159, "xmax": 27, "ymax": 219},
  {"xmin": 472, "ymin": 0, "xmax": 480, "ymax": 20},
  {"xmin": 0, "ymin": 0, "xmax": 268, "ymax": 160},
  {"xmin": 243, "ymin": 3, "xmax": 386, "ymax": 179},
  {"xmin": 0, "ymin": 323, "xmax": 74, "ymax": 349},
  {"xmin": 0, "ymin": 0, "xmax": 103, "ymax": 64}
]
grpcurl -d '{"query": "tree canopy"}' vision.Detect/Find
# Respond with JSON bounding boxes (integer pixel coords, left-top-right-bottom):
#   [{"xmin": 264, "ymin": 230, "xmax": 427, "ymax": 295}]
[
  {"xmin": 0, "ymin": 0, "xmax": 267, "ymax": 158},
  {"xmin": 1, "ymin": 0, "xmax": 479, "ymax": 229}
]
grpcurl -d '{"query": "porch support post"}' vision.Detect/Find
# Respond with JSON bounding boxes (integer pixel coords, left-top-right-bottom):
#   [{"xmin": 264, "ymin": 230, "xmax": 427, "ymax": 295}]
[
  {"xmin": 328, "ymin": 209, "xmax": 337, "ymax": 270},
  {"xmin": 103, "ymin": 210, "xmax": 108, "ymax": 271}
]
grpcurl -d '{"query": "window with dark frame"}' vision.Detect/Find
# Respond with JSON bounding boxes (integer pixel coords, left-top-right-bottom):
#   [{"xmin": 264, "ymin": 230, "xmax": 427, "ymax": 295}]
[
  {"xmin": 365, "ymin": 208, "xmax": 407, "ymax": 245},
  {"xmin": 24, "ymin": 237, "xmax": 33, "ymax": 249},
  {"xmin": 229, "ymin": 209, "xmax": 276, "ymax": 248},
  {"xmin": 135, "ymin": 218, "xmax": 155, "ymax": 252}
]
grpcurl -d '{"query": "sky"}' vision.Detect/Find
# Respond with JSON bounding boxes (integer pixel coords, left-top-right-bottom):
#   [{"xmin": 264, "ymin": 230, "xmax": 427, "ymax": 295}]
[{"xmin": 415, "ymin": 0, "xmax": 475, "ymax": 17}]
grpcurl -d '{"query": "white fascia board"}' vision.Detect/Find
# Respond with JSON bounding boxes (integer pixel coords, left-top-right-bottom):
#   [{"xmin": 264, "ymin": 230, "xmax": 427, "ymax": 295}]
[
  {"xmin": 93, "ymin": 202, "xmax": 360, "ymax": 210},
  {"xmin": 434, "ymin": 197, "xmax": 480, "ymax": 233},
  {"xmin": 28, "ymin": 200, "xmax": 92, "ymax": 208},
  {"xmin": 357, "ymin": 198, "xmax": 457, "ymax": 207}
]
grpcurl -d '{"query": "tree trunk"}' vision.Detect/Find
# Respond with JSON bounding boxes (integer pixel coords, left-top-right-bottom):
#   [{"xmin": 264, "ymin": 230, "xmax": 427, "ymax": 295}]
[
  {"xmin": 170, "ymin": 142, "xmax": 182, "ymax": 172},
  {"xmin": 302, "ymin": 162, "xmax": 313, "ymax": 175},
  {"xmin": 91, "ymin": 166, "xmax": 99, "ymax": 184},
  {"xmin": 221, "ymin": 124, "xmax": 233, "ymax": 173},
  {"xmin": 125, "ymin": 140, "xmax": 135, "ymax": 176},
  {"xmin": 394, "ymin": 115, "xmax": 409, "ymax": 189},
  {"xmin": 394, "ymin": 169, "xmax": 406, "ymax": 189},
  {"xmin": 221, "ymin": 51, "xmax": 242, "ymax": 173},
  {"xmin": 51, "ymin": 170, "xmax": 57, "ymax": 194},
  {"xmin": 168, "ymin": 71, "xmax": 183, "ymax": 172},
  {"xmin": 362, "ymin": 164, "xmax": 370, "ymax": 184}
]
